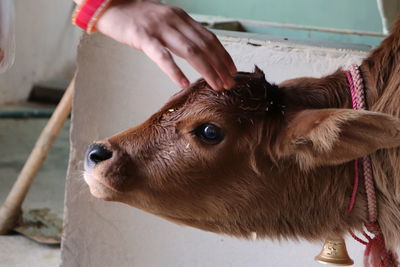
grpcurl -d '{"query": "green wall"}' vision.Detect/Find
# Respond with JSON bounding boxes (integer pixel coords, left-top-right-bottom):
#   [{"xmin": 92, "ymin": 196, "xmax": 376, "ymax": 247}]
[
  {"xmin": 164, "ymin": 0, "xmax": 383, "ymax": 32},
  {"xmin": 163, "ymin": 0, "xmax": 384, "ymax": 46}
]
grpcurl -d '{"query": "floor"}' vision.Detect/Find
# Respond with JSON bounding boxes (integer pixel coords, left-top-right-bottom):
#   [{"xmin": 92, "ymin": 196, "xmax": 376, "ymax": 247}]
[{"xmin": 0, "ymin": 104, "xmax": 70, "ymax": 267}]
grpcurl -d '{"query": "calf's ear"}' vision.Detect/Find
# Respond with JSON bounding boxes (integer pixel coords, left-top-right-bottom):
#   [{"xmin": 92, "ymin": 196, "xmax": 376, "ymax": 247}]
[{"xmin": 276, "ymin": 109, "xmax": 400, "ymax": 170}]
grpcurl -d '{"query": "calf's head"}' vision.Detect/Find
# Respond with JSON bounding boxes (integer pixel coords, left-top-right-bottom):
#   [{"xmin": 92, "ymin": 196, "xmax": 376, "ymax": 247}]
[{"xmin": 84, "ymin": 68, "xmax": 400, "ymax": 241}]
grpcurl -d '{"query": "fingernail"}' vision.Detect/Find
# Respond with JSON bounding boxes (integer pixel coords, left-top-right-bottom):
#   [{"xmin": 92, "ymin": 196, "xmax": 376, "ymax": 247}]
[
  {"xmin": 181, "ymin": 79, "xmax": 190, "ymax": 89},
  {"xmin": 215, "ymin": 79, "xmax": 224, "ymax": 90},
  {"xmin": 223, "ymin": 78, "xmax": 236, "ymax": 90}
]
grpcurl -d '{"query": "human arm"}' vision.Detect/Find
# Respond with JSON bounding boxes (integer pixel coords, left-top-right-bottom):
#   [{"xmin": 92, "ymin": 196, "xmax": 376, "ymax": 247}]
[{"xmin": 73, "ymin": 0, "xmax": 237, "ymax": 90}]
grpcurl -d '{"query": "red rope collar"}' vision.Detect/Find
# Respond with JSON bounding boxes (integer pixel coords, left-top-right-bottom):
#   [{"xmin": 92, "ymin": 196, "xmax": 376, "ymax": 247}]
[{"xmin": 345, "ymin": 65, "xmax": 397, "ymax": 267}]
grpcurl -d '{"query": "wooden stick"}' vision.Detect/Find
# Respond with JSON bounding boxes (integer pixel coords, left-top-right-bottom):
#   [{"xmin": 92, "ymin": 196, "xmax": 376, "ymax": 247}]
[{"xmin": 0, "ymin": 77, "xmax": 74, "ymax": 234}]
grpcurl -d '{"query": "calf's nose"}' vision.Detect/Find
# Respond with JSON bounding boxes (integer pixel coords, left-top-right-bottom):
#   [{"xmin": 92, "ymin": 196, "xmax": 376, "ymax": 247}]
[{"xmin": 85, "ymin": 143, "xmax": 113, "ymax": 169}]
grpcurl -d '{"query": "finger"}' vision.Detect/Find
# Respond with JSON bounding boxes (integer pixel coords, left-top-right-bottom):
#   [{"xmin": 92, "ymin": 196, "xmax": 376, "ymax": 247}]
[
  {"xmin": 195, "ymin": 25, "xmax": 237, "ymax": 76},
  {"xmin": 174, "ymin": 20, "xmax": 236, "ymax": 89},
  {"xmin": 141, "ymin": 38, "xmax": 190, "ymax": 89},
  {"xmin": 174, "ymin": 10, "xmax": 237, "ymax": 76},
  {"xmin": 160, "ymin": 27, "xmax": 225, "ymax": 91}
]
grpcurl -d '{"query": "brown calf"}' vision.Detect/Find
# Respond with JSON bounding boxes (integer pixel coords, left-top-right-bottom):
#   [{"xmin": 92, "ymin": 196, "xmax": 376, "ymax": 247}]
[{"xmin": 84, "ymin": 16, "xmax": 400, "ymax": 252}]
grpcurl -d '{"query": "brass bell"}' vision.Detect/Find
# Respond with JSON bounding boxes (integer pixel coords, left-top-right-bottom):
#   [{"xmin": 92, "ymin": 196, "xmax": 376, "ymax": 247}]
[{"xmin": 315, "ymin": 237, "xmax": 354, "ymax": 266}]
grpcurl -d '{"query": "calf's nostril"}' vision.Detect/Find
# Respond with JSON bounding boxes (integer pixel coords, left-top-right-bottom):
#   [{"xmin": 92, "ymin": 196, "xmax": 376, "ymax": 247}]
[{"xmin": 86, "ymin": 143, "xmax": 113, "ymax": 167}]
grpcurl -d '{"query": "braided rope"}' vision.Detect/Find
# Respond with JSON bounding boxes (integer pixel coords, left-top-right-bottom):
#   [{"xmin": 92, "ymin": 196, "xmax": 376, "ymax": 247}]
[
  {"xmin": 346, "ymin": 65, "xmax": 398, "ymax": 267},
  {"xmin": 363, "ymin": 155, "xmax": 378, "ymax": 223},
  {"xmin": 349, "ymin": 64, "xmax": 367, "ymax": 110},
  {"xmin": 348, "ymin": 64, "xmax": 378, "ymax": 224}
]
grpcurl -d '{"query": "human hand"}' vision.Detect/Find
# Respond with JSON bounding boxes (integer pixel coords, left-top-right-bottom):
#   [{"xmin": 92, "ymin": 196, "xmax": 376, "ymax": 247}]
[{"xmin": 77, "ymin": 0, "xmax": 237, "ymax": 90}]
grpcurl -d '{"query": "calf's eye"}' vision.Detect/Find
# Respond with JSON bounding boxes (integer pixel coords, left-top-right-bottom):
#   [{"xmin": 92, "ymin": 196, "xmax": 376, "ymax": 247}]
[{"xmin": 193, "ymin": 123, "xmax": 224, "ymax": 144}]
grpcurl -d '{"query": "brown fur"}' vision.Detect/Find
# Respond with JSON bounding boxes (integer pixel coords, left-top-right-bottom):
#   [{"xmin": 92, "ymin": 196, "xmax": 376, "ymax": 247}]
[{"xmin": 84, "ymin": 16, "xmax": 400, "ymax": 250}]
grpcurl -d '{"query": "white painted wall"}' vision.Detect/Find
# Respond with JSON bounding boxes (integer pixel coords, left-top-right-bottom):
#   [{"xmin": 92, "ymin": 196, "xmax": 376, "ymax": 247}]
[
  {"xmin": 0, "ymin": 0, "xmax": 80, "ymax": 104},
  {"xmin": 62, "ymin": 32, "xmax": 371, "ymax": 267}
]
